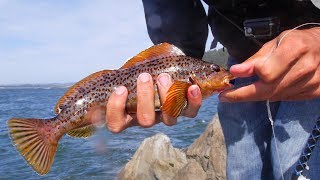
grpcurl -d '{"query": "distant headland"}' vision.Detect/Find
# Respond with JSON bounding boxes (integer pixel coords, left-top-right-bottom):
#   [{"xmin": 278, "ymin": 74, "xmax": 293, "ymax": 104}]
[{"xmin": 0, "ymin": 83, "xmax": 74, "ymax": 89}]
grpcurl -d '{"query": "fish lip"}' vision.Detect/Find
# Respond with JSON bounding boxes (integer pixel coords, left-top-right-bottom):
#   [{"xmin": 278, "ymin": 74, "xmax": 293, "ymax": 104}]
[{"xmin": 223, "ymin": 74, "xmax": 236, "ymax": 85}]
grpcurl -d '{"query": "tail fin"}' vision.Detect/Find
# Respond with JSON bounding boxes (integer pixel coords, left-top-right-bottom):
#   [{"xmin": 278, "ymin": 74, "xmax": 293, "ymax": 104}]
[{"xmin": 8, "ymin": 118, "xmax": 59, "ymax": 175}]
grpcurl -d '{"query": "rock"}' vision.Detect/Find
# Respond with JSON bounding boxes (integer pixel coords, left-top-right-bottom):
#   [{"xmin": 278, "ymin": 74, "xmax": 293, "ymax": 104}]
[
  {"xmin": 117, "ymin": 133, "xmax": 188, "ymax": 180},
  {"xmin": 185, "ymin": 114, "xmax": 226, "ymax": 179},
  {"xmin": 118, "ymin": 115, "xmax": 226, "ymax": 180},
  {"xmin": 173, "ymin": 159, "xmax": 206, "ymax": 180}
]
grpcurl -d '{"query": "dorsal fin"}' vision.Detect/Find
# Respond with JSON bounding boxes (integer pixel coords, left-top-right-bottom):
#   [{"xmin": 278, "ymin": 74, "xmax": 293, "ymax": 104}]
[
  {"xmin": 120, "ymin": 43, "xmax": 185, "ymax": 69},
  {"xmin": 54, "ymin": 69, "xmax": 112, "ymax": 114}
]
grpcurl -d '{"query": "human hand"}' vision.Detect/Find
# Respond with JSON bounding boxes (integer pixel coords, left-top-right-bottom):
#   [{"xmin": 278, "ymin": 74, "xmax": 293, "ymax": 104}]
[
  {"xmin": 106, "ymin": 73, "xmax": 202, "ymax": 133},
  {"xmin": 219, "ymin": 27, "xmax": 320, "ymax": 102}
]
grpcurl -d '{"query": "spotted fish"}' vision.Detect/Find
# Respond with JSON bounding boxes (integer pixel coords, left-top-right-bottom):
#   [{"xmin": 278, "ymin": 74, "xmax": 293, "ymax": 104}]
[{"xmin": 7, "ymin": 43, "xmax": 234, "ymax": 175}]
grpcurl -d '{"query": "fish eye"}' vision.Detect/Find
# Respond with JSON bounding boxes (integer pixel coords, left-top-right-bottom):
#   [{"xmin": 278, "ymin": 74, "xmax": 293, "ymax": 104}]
[{"xmin": 210, "ymin": 64, "xmax": 220, "ymax": 72}]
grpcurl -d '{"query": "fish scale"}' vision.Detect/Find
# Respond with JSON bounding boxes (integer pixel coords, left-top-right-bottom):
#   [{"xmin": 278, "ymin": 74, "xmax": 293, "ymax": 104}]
[{"xmin": 7, "ymin": 43, "xmax": 234, "ymax": 175}]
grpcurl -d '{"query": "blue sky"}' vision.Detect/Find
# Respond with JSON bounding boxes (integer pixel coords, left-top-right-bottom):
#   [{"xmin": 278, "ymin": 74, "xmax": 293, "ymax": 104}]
[{"xmin": 0, "ymin": 0, "xmax": 213, "ymax": 85}]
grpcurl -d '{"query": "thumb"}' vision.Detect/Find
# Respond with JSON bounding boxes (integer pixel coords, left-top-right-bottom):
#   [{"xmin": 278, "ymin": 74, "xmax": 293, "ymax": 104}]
[
  {"xmin": 230, "ymin": 38, "xmax": 278, "ymax": 78},
  {"xmin": 229, "ymin": 60, "xmax": 255, "ymax": 77}
]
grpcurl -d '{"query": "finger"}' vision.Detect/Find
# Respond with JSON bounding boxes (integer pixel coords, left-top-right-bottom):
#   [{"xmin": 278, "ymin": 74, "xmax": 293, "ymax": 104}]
[
  {"xmin": 156, "ymin": 73, "xmax": 177, "ymax": 126},
  {"xmin": 136, "ymin": 73, "xmax": 156, "ymax": 127},
  {"xmin": 283, "ymin": 85, "xmax": 320, "ymax": 101},
  {"xmin": 219, "ymin": 81, "xmax": 272, "ymax": 102},
  {"xmin": 254, "ymin": 30, "xmax": 308, "ymax": 83},
  {"xmin": 106, "ymin": 86, "xmax": 133, "ymax": 133},
  {"xmin": 223, "ymin": 64, "xmax": 319, "ymax": 103},
  {"xmin": 128, "ymin": 112, "xmax": 162, "ymax": 126},
  {"xmin": 230, "ymin": 39, "xmax": 277, "ymax": 77},
  {"xmin": 181, "ymin": 85, "xmax": 202, "ymax": 118},
  {"xmin": 271, "ymin": 53, "xmax": 317, "ymax": 99},
  {"xmin": 274, "ymin": 66, "xmax": 320, "ymax": 101}
]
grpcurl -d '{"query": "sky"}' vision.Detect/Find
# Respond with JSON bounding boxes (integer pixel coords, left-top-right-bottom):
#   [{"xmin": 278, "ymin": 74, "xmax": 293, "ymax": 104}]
[{"xmin": 0, "ymin": 0, "xmax": 214, "ymax": 85}]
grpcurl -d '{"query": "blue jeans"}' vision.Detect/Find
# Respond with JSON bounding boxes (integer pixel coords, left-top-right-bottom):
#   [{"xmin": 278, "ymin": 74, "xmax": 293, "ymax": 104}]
[{"xmin": 218, "ymin": 58, "xmax": 320, "ymax": 179}]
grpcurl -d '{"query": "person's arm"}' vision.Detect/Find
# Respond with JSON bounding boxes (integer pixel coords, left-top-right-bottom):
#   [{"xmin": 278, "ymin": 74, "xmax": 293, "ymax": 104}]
[
  {"xmin": 219, "ymin": 27, "xmax": 320, "ymax": 102},
  {"xmin": 142, "ymin": 0, "xmax": 208, "ymax": 58},
  {"xmin": 106, "ymin": 73, "xmax": 202, "ymax": 133}
]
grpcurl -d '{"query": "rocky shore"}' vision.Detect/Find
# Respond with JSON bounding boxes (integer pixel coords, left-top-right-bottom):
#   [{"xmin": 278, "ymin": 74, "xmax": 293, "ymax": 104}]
[{"xmin": 118, "ymin": 115, "xmax": 226, "ymax": 180}]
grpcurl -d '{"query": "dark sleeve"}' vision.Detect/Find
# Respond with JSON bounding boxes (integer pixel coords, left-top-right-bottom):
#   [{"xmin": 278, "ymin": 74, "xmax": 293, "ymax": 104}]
[{"xmin": 142, "ymin": 0, "xmax": 208, "ymax": 58}]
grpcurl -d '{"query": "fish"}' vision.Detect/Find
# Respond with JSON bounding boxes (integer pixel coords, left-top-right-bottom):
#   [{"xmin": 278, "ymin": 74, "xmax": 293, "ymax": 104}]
[{"xmin": 7, "ymin": 43, "xmax": 234, "ymax": 175}]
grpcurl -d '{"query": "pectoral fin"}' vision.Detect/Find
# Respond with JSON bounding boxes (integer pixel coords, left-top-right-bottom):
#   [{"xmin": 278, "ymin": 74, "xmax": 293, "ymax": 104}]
[{"xmin": 162, "ymin": 81, "xmax": 191, "ymax": 118}]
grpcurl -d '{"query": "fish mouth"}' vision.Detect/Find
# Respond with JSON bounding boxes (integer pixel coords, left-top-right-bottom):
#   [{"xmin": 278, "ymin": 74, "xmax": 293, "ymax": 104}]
[{"xmin": 223, "ymin": 74, "xmax": 236, "ymax": 85}]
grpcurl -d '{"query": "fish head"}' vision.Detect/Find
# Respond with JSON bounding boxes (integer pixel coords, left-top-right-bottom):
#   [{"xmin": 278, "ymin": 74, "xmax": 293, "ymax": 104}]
[{"xmin": 190, "ymin": 63, "xmax": 235, "ymax": 98}]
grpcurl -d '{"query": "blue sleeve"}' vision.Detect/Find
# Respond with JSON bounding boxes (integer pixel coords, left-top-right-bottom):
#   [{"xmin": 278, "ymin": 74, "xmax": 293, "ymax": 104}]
[{"xmin": 142, "ymin": 0, "xmax": 208, "ymax": 58}]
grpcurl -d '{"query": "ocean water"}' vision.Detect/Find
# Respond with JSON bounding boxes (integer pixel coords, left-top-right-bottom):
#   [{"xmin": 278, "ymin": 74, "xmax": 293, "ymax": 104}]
[{"xmin": 0, "ymin": 88, "xmax": 219, "ymax": 179}]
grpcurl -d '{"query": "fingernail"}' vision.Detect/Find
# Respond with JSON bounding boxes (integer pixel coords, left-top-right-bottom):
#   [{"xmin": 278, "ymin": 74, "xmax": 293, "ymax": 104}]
[
  {"xmin": 114, "ymin": 86, "xmax": 126, "ymax": 95},
  {"xmin": 157, "ymin": 73, "xmax": 169, "ymax": 86},
  {"xmin": 190, "ymin": 86, "xmax": 199, "ymax": 97},
  {"xmin": 138, "ymin": 73, "xmax": 151, "ymax": 83}
]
